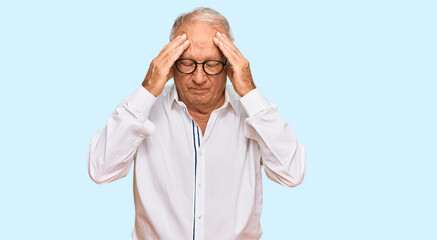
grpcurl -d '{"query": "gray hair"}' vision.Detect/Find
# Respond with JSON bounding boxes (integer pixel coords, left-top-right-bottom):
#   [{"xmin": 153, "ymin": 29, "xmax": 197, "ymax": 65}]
[{"xmin": 170, "ymin": 7, "xmax": 234, "ymax": 42}]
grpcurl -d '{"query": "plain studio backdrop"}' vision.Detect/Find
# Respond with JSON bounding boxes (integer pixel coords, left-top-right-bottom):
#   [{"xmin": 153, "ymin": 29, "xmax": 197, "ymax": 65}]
[{"xmin": 0, "ymin": 0, "xmax": 435, "ymax": 239}]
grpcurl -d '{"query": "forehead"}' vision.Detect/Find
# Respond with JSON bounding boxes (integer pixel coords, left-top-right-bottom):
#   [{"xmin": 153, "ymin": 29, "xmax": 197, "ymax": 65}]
[{"xmin": 175, "ymin": 21, "xmax": 224, "ymax": 60}]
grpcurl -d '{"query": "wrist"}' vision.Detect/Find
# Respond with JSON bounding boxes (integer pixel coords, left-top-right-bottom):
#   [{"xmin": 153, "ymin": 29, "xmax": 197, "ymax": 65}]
[
  {"xmin": 142, "ymin": 81, "xmax": 162, "ymax": 97},
  {"xmin": 237, "ymin": 82, "xmax": 256, "ymax": 97}
]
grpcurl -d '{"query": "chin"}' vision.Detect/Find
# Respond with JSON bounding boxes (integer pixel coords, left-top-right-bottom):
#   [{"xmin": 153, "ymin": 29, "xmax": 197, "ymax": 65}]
[
  {"xmin": 187, "ymin": 94, "xmax": 212, "ymax": 106},
  {"xmin": 188, "ymin": 97, "xmax": 209, "ymax": 106}
]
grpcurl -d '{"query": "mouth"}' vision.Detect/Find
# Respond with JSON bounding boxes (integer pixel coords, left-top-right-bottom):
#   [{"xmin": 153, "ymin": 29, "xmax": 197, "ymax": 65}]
[{"xmin": 189, "ymin": 88, "xmax": 209, "ymax": 94}]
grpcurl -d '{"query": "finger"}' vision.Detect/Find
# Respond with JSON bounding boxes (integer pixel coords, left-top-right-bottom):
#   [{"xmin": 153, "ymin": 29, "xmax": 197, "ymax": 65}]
[
  {"xmin": 165, "ymin": 39, "xmax": 190, "ymax": 67},
  {"xmin": 213, "ymin": 36, "xmax": 239, "ymax": 65},
  {"xmin": 155, "ymin": 37, "xmax": 190, "ymax": 73},
  {"xmin": 162, "ymin": 34, "xmax": 187, "ymax": 53},
  {"xmin": 214, "ymin": 32, "xmax": 246, "ymax": 66},
  {"xmin": 213, "ymin": 36, "xmax": 235, "ymax": 59},
  {"xmin": 215, "ymin": 32, "xmax": 243, "ymax": 57},
  {"xmin": 157, "ymin": 34, "xmax": 188, "ymax": 61},
  {"xmin": 149, "ymin": 38, "xmax": 189, "ymax": 84}
]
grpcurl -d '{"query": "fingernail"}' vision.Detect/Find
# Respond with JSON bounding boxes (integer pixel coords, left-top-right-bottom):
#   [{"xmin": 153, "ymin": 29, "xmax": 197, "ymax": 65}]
[
  {"xmin": 176, "ymin": 35, "xmax": 181, "ymax": 39},
  {"xmin": 182, "ymin": 33, "xmax": 187, "ymax": 38},
  {"xmin": 214, "ymin": 37, "xmax": 218, "ymax": 41},
  {"xmin": 184, "ymin": 40, "xmax": 190, "ymax": 44}
]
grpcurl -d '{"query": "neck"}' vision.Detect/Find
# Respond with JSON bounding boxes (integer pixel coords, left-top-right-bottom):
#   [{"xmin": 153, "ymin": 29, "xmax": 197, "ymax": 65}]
[{"xmin": 184, "ymin": 93, "xmax": 225, "ymax": 135}]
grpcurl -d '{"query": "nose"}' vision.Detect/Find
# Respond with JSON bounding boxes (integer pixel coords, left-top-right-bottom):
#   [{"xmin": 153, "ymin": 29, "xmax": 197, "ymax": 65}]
[{"xmin": 192, "ymin": 64, "xmax": 207, "ymax": 85}]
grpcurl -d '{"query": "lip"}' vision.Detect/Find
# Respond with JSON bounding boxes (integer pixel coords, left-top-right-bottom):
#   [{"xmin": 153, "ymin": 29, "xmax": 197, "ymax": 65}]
[{"xmin": 189, "ymin": 88, "xmax": 208, "ymax": 93}]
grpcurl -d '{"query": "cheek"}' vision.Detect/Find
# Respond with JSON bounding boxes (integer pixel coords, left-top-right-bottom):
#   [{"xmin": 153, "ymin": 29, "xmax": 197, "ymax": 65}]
[
  {"xmin": 173, "ymin": 75, "xmax": 191, "ymax": 91},
  {"xmin": 213, "ymin": 77, "xmax": 227, "ymax": 91}
]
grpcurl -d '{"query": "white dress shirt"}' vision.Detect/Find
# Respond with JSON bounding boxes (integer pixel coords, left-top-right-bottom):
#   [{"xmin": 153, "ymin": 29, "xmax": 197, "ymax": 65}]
[{"xmin": 87, "ymin": 84, "xmax": 306, "ymax": 240}]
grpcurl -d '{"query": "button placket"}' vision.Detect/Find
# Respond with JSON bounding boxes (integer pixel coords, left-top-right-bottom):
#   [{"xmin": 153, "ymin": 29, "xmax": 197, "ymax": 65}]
[{"xmin": 194, "ymin": 146, "xmax": 205, "ymax": 240}]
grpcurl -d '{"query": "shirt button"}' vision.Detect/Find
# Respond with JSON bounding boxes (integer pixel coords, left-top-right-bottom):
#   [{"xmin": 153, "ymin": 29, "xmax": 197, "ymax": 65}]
[
  {"xmin": 198, "ymin": 182, "xmax": 202, "ymax": 187},
  {"xmin": 199, "ymin": 150, "xmax": 203, "ymax": 156},
  {"xmin": 198, "ymin": 215, "xmax": 203, "ymax": 219}
]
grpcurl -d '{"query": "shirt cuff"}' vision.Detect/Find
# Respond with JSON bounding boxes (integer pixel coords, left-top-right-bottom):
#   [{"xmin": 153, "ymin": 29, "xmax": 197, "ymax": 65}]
[
  {"xmin": 240, "ymin": 88, "xmax": 275, "ymax": 117},
  {"xmin": 123, "ymin": 86, "xmax": 157, "ymax": 121}
]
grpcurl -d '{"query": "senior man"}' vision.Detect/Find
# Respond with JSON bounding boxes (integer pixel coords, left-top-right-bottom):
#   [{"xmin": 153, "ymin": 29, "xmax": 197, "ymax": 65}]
[{"xmin": 88, "ymin": 7, "xmax": 306, "ymax": 240}]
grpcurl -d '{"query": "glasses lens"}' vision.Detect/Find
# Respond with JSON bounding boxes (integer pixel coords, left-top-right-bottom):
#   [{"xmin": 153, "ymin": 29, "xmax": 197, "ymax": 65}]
[
  {"xmin": 204, "ymin": 60, "xmax": 224, "ymax": 75},
  {"xmin": 176, "ymin": 59, "xmax": 196, "ymax": 74}
]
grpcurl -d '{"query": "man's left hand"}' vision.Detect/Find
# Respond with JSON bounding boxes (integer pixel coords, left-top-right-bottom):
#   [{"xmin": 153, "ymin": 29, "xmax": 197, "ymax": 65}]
[{"xmin": 214, "ymin": 32, "xmax": 256, "ymax": 97}]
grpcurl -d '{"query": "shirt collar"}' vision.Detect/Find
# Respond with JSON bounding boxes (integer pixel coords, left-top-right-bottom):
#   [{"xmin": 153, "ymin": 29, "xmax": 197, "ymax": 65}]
[{"xmin": 168, "ymin": 84, "xmax": 238, "ymax": 112}]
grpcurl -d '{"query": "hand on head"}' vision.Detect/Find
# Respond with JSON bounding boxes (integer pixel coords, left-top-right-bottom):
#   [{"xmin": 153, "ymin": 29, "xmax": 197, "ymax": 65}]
[
  {"xmin": 213, "ymin": 32, "xmax": 256, "ymax": 96},
  {"xmin": 142, "ymin": 34, "xmax": 190, "ymax": 96},
  {"xmin": 142, "ymin": 30, "xmax": 255, "ymax": 98}
]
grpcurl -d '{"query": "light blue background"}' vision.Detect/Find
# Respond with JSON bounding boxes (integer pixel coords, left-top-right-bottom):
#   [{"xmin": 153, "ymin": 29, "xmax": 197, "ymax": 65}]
[{"xmin": 1, "ymin": 0, "xmax": 436, "ymax": 239}]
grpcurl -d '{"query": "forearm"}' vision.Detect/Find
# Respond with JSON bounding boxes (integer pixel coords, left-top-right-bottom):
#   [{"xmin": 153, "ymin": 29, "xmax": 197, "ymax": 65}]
[
  {"xmin": 87, "ymin": 86, "xmax": 156, "ymax": 184},
  {"xmin": 241, "ymin": 89, "xmax": 306, "ymax": 187}
]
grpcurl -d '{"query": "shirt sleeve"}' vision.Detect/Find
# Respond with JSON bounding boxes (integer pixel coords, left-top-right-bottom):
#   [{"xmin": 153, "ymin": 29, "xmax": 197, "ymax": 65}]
[
  {"xmin": 87, "ymin": 86, "xmax": 157, "ymax": 184},
  {"xmin": 240, "ymin": 89, "xmax": 306, "ymax": 187}
]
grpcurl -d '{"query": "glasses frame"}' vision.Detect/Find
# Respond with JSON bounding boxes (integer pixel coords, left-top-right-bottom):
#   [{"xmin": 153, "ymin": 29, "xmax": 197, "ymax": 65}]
[{"xmin": 175, "ymin": 58, "xmax": 228, "ymax": 76}]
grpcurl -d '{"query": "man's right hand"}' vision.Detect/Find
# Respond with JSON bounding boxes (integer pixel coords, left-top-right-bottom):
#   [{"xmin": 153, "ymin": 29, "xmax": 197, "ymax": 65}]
[{"xmin": 142, "ymin": 34, "xmax": 190, "ymax": 96}]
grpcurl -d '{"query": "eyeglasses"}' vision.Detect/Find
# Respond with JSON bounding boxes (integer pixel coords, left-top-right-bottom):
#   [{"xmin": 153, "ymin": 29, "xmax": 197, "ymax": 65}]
[{"xmin": 175, "ymin": 58, "xmax": 228, "ymax": 76}]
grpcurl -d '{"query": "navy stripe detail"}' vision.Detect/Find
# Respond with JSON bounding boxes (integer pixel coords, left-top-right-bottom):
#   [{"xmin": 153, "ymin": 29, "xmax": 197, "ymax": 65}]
[
  {"xmin": 196, "ymin": 126, "xmax": 200, "ymax": 147},
  {"xmin": 192, "ymin": 120, "xmax": 198, "ymax": 240}
]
